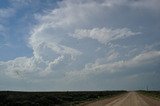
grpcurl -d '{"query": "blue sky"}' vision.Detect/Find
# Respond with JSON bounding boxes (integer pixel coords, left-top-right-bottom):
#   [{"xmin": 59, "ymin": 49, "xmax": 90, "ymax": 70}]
[{"xmin": 0, "ymin": 0, "xmax": 160, "ymax": 91}]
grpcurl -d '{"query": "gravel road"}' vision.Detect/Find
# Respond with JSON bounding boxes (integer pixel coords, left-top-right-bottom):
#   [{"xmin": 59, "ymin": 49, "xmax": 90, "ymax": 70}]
[{"xmin": 83, "ymin": 92, "xmax": 160, "ymax": 106}]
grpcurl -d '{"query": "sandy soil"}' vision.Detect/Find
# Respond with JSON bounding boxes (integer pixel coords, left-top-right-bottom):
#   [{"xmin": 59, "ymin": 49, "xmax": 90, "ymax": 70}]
[{"xmin": 82, "ymin": 92, "xmax": 160, "ymax": 106}]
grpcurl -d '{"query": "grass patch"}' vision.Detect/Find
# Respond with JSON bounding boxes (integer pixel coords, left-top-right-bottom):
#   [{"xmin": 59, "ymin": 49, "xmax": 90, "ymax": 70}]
[{"xmin": 138, "ymin": 90, "xmax": 160, "ymax": 100}]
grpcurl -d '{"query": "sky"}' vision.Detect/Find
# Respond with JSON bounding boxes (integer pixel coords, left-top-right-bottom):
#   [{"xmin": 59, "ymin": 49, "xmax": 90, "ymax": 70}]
[{"xmin": 0, "ymin": 0, "xmax": 160, "ymax": 91}]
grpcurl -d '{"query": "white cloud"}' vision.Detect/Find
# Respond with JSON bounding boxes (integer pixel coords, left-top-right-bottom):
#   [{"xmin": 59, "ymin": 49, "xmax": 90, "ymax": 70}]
[
  {"xmin": 0, "ymin": 0, "xmax": 159, "ymax": 90},
  {"xmin": 28, "ymin": 22, "xmax": 82, "ymax": 60},
  {"xmin": 0, "ymin": 57, "xmax": 33, "ymax": 78},
  {"xmin": 101, "ymin": 0, "xmax": 160, "ymax": 10},
  {"xmin": 106, "ymin": 50, "xmax": 119, "ymax": 62},
  {"xmin": 91, "ymin": 50, "xmax": 119, "ymax": 65},
  {"xmin": 72, "ymin": 28, "xmax": 140, "ymax": 44},
  {"xmin": 1, "ymin": 38, "xmax": 82, "ymax": 78},
  {"xmin": 0, "ymin": 0, "xmax": 152, "ymax": 79},
  {"xmin": 130, "ymin": 51, "xmax": 160, "ymax": 66},
  {"xmin": 144, "ymin": 42, "xmax": 160, "ymax": 51},
  {"xmin": 39, "ymin": 55, "xmax": 64, "ymax": 77},
  {"xmin": 98, "ymin": 51, "xmax": 160, "ymax": 72},
  {"xmin": 68, "ymin": 50, "xmax": 160, "ymax": 79}
]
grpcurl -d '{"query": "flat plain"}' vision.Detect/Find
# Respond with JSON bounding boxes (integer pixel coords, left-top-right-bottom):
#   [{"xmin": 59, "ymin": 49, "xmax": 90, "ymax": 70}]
[{"xmin": 0, "ymin": 91, "xmax": 126, "ymax": 106}]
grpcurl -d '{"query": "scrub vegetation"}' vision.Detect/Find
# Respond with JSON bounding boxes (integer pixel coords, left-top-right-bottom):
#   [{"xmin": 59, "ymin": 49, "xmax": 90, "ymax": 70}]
[
  {"xmin": 0, "ymin": 91, "xmax": 126, "ymax": 106},
  {"xmin": 138, "ymin": 90, "xmax": 160, "ymax": 100}
]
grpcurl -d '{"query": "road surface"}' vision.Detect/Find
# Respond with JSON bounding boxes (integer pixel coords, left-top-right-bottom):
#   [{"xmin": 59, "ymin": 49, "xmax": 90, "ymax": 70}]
[{"xmin": 83, "ymin": 92, "xmax": 160, "ymax": 106}]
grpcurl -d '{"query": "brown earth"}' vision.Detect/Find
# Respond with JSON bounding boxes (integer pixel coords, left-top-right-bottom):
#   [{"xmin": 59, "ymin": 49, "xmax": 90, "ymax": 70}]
[{"xmin": 82, "ymin": 92, "xmax": 160, "ymax": 106}]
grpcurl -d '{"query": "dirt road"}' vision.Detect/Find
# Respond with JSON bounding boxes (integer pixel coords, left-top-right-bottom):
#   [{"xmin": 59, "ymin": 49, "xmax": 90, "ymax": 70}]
[{"xmin": 83, "ymin": 92, "xmax": 160, "ymax": 106}]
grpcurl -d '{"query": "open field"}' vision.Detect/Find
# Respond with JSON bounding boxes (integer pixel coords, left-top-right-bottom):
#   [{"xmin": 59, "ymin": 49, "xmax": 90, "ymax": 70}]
[
  {"xmin": 0, "ymin": 91, "xmax": 126, "ymax": 106},
  {"xmin": 138, "ymin": 90, "xmax": 160, "ymax": 100}
]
